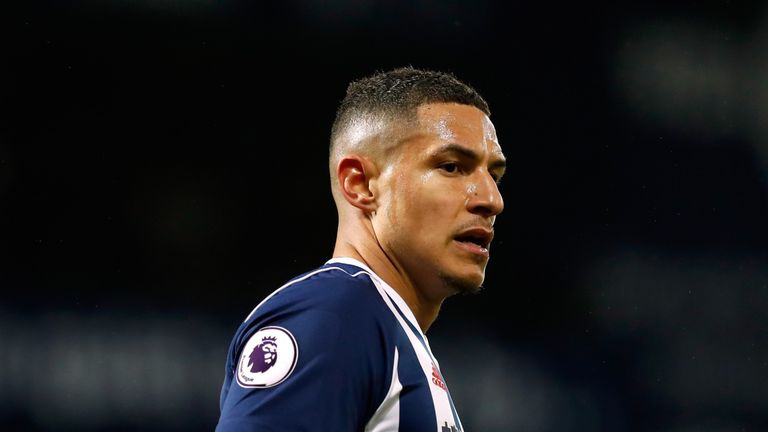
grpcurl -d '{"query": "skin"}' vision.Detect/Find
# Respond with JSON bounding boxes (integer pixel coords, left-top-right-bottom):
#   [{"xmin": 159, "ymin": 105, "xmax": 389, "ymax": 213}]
[{"xmin": 332, "ymin": 102, "xmax": 505, "ymax": 332}]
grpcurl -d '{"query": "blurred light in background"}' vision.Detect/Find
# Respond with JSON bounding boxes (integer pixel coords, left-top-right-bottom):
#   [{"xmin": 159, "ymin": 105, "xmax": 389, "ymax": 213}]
[
  {"xmin": 435, "ymin": 334, "xmax": 617, "ymax": 432},
  {"xmin": 586, "ymin": 246, "xmax": 768, "ymax": 431},
  {"xmin": 615, "ymin": 13, "xmax": 768, "ymax": 186},
  {"xmin": 615, "ymin": 21, "xmax": 739, "ymax": 138},
  {"xmin": 0, "ymin": 311, "xmax": 227, "ymax": 430}
]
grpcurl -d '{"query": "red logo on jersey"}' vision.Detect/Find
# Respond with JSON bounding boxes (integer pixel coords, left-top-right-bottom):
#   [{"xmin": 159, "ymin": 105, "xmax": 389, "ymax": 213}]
[{"xmin": 431, "ymin": 363, "xmax": 447, "ymax": 391}]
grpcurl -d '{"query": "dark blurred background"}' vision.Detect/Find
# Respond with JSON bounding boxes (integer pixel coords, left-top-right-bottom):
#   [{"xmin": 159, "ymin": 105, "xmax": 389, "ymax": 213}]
[{"xmin": 4, "ymin": 0, "xmax": 768, "ymax": 431}]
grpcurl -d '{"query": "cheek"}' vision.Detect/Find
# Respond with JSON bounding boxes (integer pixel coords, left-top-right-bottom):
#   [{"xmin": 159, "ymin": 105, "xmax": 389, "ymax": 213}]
[{"xmin": 403, "ymin": 173, "xmax": 461, "ymax": 227}]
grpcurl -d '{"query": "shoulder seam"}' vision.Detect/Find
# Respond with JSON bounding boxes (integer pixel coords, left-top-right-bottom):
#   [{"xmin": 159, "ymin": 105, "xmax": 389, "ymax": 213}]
[{"xmin": 243, "ymin": 266, "xmax": 371, "ymax": 322}]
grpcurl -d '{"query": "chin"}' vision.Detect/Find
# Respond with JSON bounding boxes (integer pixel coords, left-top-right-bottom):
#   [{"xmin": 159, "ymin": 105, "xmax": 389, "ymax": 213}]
[{"xmin": 439, "ymin": 271, "xmax": 485, "ymax": 295}]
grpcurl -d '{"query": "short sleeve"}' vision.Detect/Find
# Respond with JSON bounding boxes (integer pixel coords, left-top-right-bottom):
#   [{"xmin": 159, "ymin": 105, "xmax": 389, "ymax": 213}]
[{"xmin": 216, "ymin": 277, "xmax": 392, "ymax": 431}]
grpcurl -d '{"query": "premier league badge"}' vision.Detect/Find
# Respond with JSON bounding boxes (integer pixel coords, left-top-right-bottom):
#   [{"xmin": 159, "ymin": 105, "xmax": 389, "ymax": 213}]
[{"xmin": 236, "ymin": 326, "xmax": 298, "ymax": 388}]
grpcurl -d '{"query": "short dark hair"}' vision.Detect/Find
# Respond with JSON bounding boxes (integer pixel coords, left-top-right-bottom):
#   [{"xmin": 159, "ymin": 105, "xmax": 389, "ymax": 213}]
[{"xmin": 330, "ymin": 66, "xmax": 490, "ymax": 151}]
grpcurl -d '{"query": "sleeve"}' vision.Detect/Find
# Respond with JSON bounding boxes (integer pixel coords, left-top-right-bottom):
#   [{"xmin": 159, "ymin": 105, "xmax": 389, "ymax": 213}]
[{"xmin": 216, "ymin": 287, "xmax": 392, "ymax": 432}]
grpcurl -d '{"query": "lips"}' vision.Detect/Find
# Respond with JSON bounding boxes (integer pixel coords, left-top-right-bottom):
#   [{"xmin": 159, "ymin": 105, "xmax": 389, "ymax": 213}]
[{"xmin": 454, "ymin": 227, "xmax": 494, "ymax": 251}]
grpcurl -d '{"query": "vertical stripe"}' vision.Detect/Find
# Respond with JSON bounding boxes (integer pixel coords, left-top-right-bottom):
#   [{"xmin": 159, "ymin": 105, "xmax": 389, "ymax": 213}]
[
  {"xmin": 365, "ymin": 348, "xmax": 402, "ymax": 432},
  {"xmin": 382, "ymin": 292, "xmax": 463, "ymax": 431},
  {"xmin": 327, "ymin": 258, "xmax": 464, "ymax": 431},
  {"xmin": 366, "ymin": 274, "xmax": 462, "ymax": 431}
]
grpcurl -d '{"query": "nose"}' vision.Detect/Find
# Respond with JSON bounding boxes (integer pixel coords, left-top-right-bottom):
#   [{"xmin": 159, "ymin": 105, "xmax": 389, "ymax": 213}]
[{"xmin": 467, "ymin": 171, "xmax": 504, "ymax": 217}]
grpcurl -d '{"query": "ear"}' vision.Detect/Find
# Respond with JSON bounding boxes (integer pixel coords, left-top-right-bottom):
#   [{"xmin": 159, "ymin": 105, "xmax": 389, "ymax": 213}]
[{"xmin": 337, "ymin": 155, "xmax": 378, "ymax": 212}]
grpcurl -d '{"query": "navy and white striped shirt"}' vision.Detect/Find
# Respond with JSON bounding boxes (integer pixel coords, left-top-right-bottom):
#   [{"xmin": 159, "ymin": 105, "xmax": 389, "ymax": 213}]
[{"xmin": 216, "ymin": 257, "xmax": 463, "ymax": 431}]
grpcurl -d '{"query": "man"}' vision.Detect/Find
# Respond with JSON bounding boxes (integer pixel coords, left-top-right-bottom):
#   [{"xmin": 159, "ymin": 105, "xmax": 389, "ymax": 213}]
[{"xmin": 216, "ymin": 66, "xmax": 505, "ymax": 431}]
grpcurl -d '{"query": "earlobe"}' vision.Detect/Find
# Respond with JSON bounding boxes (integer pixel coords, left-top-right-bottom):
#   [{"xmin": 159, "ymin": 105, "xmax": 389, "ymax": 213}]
[{"xmin": 337, "ymin": 155, "xmax": 377, "ymax": 212}]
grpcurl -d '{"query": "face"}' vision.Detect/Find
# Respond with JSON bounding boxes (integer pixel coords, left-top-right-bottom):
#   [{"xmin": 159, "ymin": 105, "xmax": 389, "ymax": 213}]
[{"xmin": 373, "ymin": 102, "xmax": 505, "ymax": 299}]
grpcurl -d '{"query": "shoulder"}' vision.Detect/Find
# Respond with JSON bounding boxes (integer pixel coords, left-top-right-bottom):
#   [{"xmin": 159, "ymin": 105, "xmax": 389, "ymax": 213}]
[
  {"xmin": 227, "ymin": 262, "xmax": 398, "ymax": 391},
  {"xmin": 230, "ymin": 263, "xmax": 397, "ymax": 360},
  {"xmin": 245, "ymin": 263, "xmax": 384, "ymax": 326},
  {"xmin": 218, "ymin": 264, "xmax": 399, "ymax": 429}
]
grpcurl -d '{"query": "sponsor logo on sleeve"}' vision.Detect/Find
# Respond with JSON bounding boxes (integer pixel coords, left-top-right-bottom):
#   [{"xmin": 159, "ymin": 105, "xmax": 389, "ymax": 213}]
[{"xmin": 236, "ymin": 326, "xmax": 298, "ymax": 388}]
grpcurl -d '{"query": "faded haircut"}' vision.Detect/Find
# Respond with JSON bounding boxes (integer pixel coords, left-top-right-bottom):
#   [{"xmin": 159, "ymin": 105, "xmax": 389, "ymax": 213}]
[{"xmin": 329, "ymin": 66, "xmax": 490, "ymax": 156}]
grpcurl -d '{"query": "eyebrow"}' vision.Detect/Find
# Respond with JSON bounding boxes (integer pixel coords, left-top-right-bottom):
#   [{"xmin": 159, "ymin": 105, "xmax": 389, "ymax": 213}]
[{"xmin": 431, "ymin": 143, "xmax": 507, "ymax": 171}]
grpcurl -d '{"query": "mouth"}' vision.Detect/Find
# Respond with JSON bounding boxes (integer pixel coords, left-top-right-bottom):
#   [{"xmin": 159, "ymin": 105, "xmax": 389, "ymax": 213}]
[{"xmin": 454, "ymin": 228, "xmax": 493, "ymax": 257}]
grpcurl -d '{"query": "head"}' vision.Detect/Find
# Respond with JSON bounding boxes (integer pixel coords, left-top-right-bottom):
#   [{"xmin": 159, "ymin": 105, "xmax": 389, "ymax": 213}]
[
  {"xmin": 330, "ymin": 67, "xmax": 505, "ymax": 300},
  {"xmin": 248, "ymin": 337, "xmax": 278, "ymax": 373}
]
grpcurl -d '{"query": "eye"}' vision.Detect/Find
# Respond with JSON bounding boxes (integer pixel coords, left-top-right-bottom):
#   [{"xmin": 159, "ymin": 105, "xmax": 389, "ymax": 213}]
[
  {"xmin": 489, "ymin": 167, "xmax": 506, "ymax": 184},
  {"xmin": 439, "ymin": 162, "xmax": 460, "ymax": 174}
]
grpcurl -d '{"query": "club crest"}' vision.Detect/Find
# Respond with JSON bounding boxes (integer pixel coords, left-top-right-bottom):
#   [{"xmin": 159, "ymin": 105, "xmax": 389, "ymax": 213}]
[{"xmin": 236, "ymin": 326, "xmax": 297, "ymax": 388}]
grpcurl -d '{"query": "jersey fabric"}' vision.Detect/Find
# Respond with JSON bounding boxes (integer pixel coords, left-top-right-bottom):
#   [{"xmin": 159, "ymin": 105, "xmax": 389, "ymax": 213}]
[{"xmin": 216, "ymin": 257, "xmax": 464, "ymax": 432}]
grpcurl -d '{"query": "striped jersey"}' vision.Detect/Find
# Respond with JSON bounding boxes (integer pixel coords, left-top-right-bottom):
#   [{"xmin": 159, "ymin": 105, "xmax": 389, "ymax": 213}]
[{"xmin": 216, "ymin": 257, "xmax": 464, "ymax": 431}]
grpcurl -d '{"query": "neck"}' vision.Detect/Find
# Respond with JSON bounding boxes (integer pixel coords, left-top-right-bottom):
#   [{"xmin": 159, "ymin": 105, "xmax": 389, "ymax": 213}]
[{"xmin": 332, "ymin": 230, "xmax": 442, "ymax": 333}]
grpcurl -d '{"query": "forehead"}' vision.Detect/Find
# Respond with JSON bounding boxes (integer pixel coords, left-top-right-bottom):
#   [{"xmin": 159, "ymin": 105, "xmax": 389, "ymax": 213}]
[{"xmin": 411, "ymin": 103, "xmax": 501, "ymax": 155}]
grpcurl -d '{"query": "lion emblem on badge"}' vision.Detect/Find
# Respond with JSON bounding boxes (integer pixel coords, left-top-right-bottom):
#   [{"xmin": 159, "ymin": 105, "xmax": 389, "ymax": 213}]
[
  {"xmin": 236, "ymin": 326, "xmax": 297, "ymax": 388},
  {"xmin": 247, "ymin": 336, "xmax": 278, "ymax": 373}
]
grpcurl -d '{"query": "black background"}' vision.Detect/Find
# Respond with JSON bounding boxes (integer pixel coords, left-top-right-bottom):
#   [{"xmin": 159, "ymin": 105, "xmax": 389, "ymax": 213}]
[{"xmin": 4, "ymin": 1, "xmax": 768, "ymax": 431}]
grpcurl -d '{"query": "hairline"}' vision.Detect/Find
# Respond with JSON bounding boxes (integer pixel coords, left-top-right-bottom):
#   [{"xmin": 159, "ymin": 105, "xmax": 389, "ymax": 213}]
[{"xmin": 330, "ymin": 100, "xmax": 487, "ymax": 166}]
